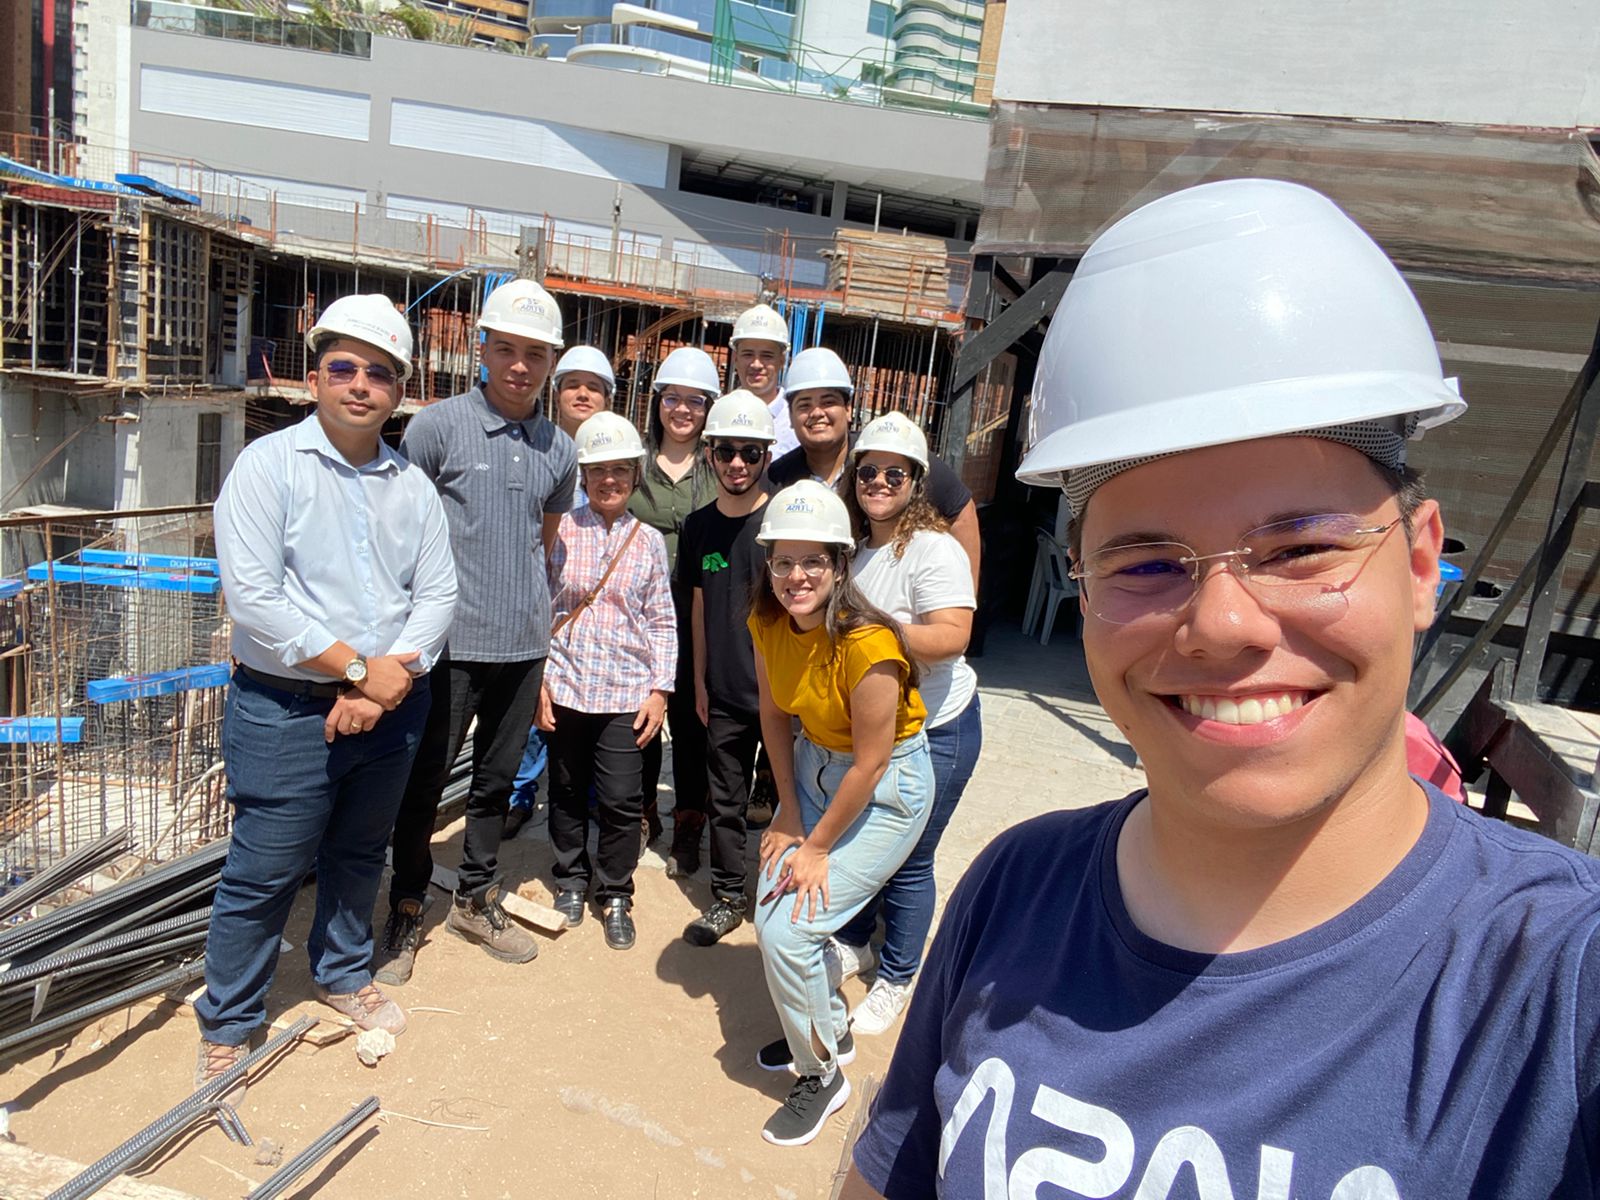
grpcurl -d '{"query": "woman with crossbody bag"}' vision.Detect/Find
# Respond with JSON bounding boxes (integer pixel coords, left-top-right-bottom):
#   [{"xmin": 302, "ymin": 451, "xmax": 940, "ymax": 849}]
[{"xmin": 538, "ymin": 413, "xmax": 677, "ymax": 950}]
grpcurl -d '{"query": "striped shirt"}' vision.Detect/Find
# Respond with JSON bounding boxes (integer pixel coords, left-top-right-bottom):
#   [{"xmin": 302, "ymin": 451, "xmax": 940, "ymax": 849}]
[
  {"xmin": 545, "ymin": 508, "xmax": 677, "ymax": 714},
  {"xmin": 400, "ymin": 386, "xmax": 577, "ymax": 662}
]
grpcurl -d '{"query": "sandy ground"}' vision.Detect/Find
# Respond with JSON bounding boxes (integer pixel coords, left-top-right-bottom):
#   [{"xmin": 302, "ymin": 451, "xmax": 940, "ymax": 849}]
[{"xmin": 0, "ymin": 628, "xmax": 1144, "ymax": 1199}]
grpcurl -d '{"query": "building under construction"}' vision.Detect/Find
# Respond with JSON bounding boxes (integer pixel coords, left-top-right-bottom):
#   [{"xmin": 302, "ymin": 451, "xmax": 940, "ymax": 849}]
[{"xmin": 0, "ymin": 115, "xmax": 969, "ymax": 878}]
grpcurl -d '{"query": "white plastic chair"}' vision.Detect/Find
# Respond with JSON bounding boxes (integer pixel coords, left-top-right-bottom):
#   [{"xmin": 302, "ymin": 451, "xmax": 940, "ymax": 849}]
[{"xmin": 1023, "ymin": 531, "xmax": 1079, "ymax": 645}]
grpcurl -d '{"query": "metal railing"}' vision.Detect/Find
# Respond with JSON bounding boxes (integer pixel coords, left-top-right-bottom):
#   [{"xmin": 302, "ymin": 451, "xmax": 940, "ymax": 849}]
[{"xmin": 132, "ymin": 0, "xmax": 374, "ymax": 57}]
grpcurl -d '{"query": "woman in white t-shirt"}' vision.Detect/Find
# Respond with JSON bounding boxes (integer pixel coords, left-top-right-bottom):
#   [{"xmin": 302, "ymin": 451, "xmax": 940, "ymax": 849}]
[{"xmin": 833, "ymin": 411, "xmax": 982, "ymax": 1036}]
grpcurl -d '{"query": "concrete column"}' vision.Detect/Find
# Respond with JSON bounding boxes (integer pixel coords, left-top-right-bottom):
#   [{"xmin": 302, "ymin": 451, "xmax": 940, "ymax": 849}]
[{"xmin": 830, "ymin": 180, "xmax": 849, "ymax": 220}]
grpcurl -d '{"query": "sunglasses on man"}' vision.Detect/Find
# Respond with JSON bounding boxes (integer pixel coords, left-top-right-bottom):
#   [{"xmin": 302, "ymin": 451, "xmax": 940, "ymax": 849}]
[
  {"xmin": 712, "ymin": 443, "xmax": 768, "ymax": 465},
  {"xmin": 323, "ymin": 359, "xmax": 398, "ymax": 388}
]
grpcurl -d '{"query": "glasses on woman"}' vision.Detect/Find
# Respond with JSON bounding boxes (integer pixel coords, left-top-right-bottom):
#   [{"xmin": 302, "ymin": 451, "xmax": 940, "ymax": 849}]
[
  {"xmin": 712, "ymin": 443, "xmax": 767, "ymax": 465},
  {"xmin": 768, "ymin": 554, "xmax": 833, "ymax": 579},
  {"xmin": 324, "ymin": 360, "xmax": 397, "ymax": 387},
  {"xmin": 661, "ymin": 393, "xmax": 709, "ymax": 411},
  {"xmin": 855, "ymin": 464, "xmax": 909, "ymax": 488},
  {"xmin": 1070, "ymin": 512, "xmax": 1402, "ymax": 626}
]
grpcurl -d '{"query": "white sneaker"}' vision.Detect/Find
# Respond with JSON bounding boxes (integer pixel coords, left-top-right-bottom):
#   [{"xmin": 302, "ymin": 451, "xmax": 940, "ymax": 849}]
[
  {"xmin": 851, "ymin": 978, "xmax": 911, "ymax": 1036},
  {"xmin": 825, "ymin": 938, "xmax": 877, "ymax": 991}
]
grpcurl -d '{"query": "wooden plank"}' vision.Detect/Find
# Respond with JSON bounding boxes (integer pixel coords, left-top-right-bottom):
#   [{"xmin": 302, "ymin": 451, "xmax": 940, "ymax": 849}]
[
  {"xmin": 0, "ymin": 1140, "xmax": 207, "ymax": 1199},
  {"xmin": 502, "ymin": 887, "xmax": 568, "ymax": 934}
]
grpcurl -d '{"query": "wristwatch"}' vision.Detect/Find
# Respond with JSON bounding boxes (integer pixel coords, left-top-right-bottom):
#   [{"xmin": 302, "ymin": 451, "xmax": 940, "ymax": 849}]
[{"xmin": 343, "ymin": 654, "xmax": 369, "ymax": 685}]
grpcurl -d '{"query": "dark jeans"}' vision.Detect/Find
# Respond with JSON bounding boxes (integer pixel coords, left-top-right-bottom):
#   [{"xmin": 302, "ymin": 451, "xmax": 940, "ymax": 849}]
[
  {"xmin": 196, "ymin": 672, "xmax": 430, "ymax": 1045},
  {"xmin": 389, "ymin": 657, "xmax": 544, "ymax": 905},
  {"xmin": 837, "ymin": 694, "xmax": 983, "ymax": 984},
  {"xmin": 704, "ymin": 703, "xmax": 762, "ymax": 900},
  {"xmin": 548, "ymin": 706, "xmax": 645, "ymax": 900},
  {"xmin": 640, "ymin": 639, "xmax": 705, "ymax": 822}
]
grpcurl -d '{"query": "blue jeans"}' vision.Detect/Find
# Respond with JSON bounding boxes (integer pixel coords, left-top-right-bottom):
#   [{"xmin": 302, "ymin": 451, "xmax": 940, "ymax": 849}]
[
  {"xmin": 511, "ymin": 725, "xmax": 548, "ymax": 809},
  {"xmin": 838, "ymin": 695, "xmax": 983, "ymax": 984},
  {"xmin": 754, "ymin": 732, "xmax": 932, "ymax": 1075},
  {"xmin": 196, "ymin": 672, "xmax": 430, "ymax": 1046}
]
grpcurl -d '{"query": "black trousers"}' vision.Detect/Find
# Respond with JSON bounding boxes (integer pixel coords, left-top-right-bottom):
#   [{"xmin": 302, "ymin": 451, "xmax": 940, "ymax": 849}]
[
  {"xmin": 548, "ymin": 707, "xmax": 646, "ymax": 900},
  {"xmin": 388, "ymin": 657, "xmax": 544, "ymax": 905},
  {"xmin": 640, "ymin": 597, "xmax": 705, "ymax": 823},
  {"xmin": 640, "ymin": 682, "xmax": 707, "ymax": 823},
  {"xmin": 704, "ymin": 702, "xmax": 762, "ymax": 901}
]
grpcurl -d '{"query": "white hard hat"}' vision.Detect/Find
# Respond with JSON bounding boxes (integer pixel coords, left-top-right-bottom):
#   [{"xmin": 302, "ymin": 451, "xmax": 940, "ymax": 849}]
[
  {"xmin": 854, "ymin": 411, "xmax": 928, "ymax": 470},
  {"xmin": 552, "ymin": 345, "xmax": 615, "ymax": 392},
  {"xmin": 477, "ymin": 279, "xmax": 565, "ymax": 348},
  {"xmin": 305, "ymin": 294, "xmax": 414, "ymax": 380},
  {"xmin": 1015, "ymin": 178, "xmax": 1465, "ymax": 496},
  {"xmin": 784, "ymin": 347, "xmax": 853, "ymax": 397},
  {"xmin": 574, "ymin": 412, "xmax": 646, "ymax": 465},
  {"xmin": 653, "ymin": 347, "xmax": 722, "ymax": 396},
  {"xmin": 703, "ymin": 389, "xmax": 777, "ymax": 442},
  {"xmin": 756, "ymin": 481, "xmax": 854, "ymax": 547},
  {"xmin": 731, "ymin": 304, "xmax": 789, "ymax": 347}
]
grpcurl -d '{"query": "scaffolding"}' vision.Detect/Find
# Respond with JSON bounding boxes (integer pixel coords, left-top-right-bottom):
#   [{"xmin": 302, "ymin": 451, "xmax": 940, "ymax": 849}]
[{"xmin": 0, "ymin": 506, "xmax": 230, "ymax": 880}]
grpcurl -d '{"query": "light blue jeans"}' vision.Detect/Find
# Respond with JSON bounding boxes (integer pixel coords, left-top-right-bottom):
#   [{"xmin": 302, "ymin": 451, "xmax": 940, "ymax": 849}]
[{"xmin": 754, "ymin": 731, "xmax": 932, "ymax": 1075}]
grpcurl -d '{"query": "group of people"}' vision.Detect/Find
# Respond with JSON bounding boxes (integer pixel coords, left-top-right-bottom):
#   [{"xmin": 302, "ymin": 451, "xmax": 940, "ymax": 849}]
[
  {"xmin": 198, "ymin": 287, "xmax": 984, "ymax": 1146},
  {"xmin": 196, "ymin": 176, "xmax": 1600, "ymax": 1194}
]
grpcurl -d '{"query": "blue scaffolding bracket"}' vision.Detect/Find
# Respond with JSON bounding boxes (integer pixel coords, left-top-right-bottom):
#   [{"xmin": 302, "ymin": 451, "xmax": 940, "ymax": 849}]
[
  {"xmin": 0, "ymin": 717, "xmax": 84, "ymax": 744},
  {"xmin": 26, "ymin": 562, "xmax": 221, "ymax": 595},
  {"xmin": 87, "ymin": 663, "xmax": 231, "ymax": 704}
]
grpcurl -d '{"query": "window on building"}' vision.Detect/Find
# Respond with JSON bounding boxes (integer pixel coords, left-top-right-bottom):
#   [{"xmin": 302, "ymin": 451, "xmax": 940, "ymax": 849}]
[
  {"xmin": 867, "ymin": 1, "xmax": 894, "ymax": 37},
  {"xmin": 860, "ymin": 61, "xmax": 886, "ymax": 85},
  {"xmin": 196, "ymin": 413, "xmax": 223, "ymax": 503}
]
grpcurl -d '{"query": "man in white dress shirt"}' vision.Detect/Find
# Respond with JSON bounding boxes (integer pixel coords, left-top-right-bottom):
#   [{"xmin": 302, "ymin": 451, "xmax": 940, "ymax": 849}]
[{"xmin": 197, "ymin": 294, "xmax": 456, "ymax": 1101}]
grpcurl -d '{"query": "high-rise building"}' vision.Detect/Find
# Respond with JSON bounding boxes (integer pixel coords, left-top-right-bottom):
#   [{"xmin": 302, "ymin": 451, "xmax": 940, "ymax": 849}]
[{"xmin": 888, "ymin": 0, "xmax": 986, "ymax": 102}]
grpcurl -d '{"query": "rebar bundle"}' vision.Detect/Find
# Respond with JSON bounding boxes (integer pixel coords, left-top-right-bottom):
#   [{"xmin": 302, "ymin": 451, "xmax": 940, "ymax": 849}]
[{"xmin": 0, "ymin": 839, "xmax": 226, "ymax": 1065}]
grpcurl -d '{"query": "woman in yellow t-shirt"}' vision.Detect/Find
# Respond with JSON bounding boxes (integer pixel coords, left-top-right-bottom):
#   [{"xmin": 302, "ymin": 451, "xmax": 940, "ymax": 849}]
[{"xmin": 745, "ymin": 480, "xmax": 934, "ymax": 1148}]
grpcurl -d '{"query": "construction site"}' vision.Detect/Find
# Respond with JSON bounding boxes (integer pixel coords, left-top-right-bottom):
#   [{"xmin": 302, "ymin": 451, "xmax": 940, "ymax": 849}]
[{"xmin": 1, "ymin": 0, "xmax": 1600, "ymax": 1195}]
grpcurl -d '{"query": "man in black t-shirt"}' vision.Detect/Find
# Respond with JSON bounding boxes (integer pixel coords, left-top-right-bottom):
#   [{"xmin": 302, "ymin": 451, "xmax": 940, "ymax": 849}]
[
  {"xmin": 766, "ymin": 347, "xmax": 980, "ymax": 589},
  {"xmin": 678, "ymin": 390, "xmax": 777, "ymax": 945}
]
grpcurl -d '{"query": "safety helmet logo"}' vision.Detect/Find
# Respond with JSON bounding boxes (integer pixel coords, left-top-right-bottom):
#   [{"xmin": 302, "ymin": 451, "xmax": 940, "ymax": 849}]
[
  {"xmin": 785, "ymin": 498, "xmax": 816, "ymax": 514},
  {"xmin": 512, "ymin": 298, "xmax": 546, "ymax": 316}
]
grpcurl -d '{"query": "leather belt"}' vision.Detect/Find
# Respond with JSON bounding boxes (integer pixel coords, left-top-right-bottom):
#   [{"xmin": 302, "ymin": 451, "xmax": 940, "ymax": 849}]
[{"xmin": 234, "ymin": 662, "xmax": 346, "ymax": 700}]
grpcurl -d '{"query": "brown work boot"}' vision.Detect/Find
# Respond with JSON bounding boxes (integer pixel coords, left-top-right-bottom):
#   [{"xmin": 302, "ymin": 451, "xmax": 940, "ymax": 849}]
[
  {"xmin": 445, "ymin": 885, "xmax": 539, "ymax": 963},
  {"xmin": 373, "ymin": 898, "xmax": 425, "ymax": 986},
  {"xmin": 195, "ymin": 1038, "xmax": 248, "ymax": 1108},
  {"xmin": 314, "ymin": 981, "xmax": 408, "ymax": 1035},
  {"xmin": 665, "ymin": 810, "xmax": 706, "ymax": 879}
]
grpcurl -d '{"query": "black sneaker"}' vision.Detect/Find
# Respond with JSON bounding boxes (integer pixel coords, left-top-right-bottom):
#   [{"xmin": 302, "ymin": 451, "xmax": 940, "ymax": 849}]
[
  {"xmin": 683, "ymin": 897, "xmax": 746, "ymax": 946},
  {"xmin": 761, "ymin": 1070, "xmax": 851, "ymax": 1147},
  {"xmin": 373, "ymin": 898, "xmax": 425, "ymax": 985},
  {"xmin": 755, "ymin": 1028, "xmax": 855, "ymax": 1074},
  {"xmin": 553, "ymin": 888, "xmax": 585, "ymax": 928},
  {"xmin": 602, "ymin": 897, "xmax": 635, "ymax": 951}
]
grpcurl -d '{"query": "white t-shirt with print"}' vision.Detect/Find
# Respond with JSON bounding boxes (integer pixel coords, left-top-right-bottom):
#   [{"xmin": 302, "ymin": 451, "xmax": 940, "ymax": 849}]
[{"xmin": 854, "ymin": 530, "xmax": 977, "ymax": 729}]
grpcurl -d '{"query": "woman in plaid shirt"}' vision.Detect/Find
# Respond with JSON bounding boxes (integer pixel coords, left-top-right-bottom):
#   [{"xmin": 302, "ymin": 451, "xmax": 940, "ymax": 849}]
[{"xmin": 538, "ymin": 412, "xmax": 677, "ymax": 951}]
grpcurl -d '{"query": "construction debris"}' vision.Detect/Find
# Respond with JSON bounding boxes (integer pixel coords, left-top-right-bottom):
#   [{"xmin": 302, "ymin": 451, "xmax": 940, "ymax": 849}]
[
  {"xmin": 243, "ymin": 1096, "xmax": 380, "ymax": 1200},
  {"xmin": 355, "ymin": 1028, "xmax": 395, "ymax": 1067},
  {"xmin": 45, "ymin": 1016, "xmax": 317, "ymax": 1200}
]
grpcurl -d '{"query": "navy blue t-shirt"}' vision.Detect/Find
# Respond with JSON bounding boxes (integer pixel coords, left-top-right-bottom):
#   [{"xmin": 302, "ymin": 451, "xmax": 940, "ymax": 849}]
[{"xmin": 855, "ymin": 785, "xmax": 1600, "ymax": 1199}]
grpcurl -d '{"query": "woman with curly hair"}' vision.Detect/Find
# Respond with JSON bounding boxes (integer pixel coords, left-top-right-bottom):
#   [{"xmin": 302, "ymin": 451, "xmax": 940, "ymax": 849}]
[
  {"xmin": 748, "ymin": 479, "xmax": 933, "ymax": 1147},
  {"xmin": 832, "ymin": 412, "xmax": 982, "ymax": 1039}
]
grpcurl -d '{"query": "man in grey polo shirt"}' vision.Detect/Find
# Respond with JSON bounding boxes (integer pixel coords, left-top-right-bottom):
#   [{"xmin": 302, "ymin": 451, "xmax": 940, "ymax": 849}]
[{"xmin": 377, "ymin": 278, "xmax": 576, "ymax": 979}]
